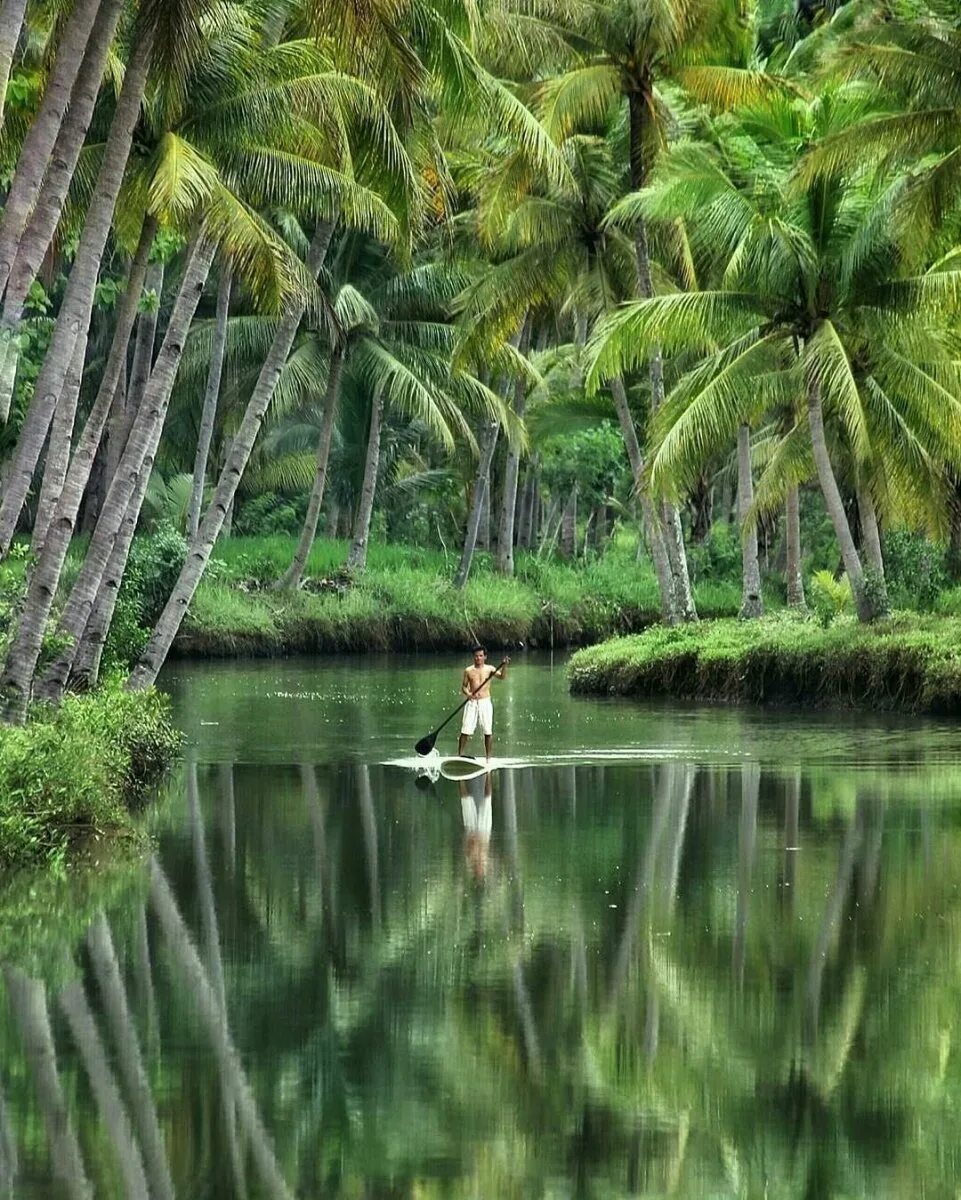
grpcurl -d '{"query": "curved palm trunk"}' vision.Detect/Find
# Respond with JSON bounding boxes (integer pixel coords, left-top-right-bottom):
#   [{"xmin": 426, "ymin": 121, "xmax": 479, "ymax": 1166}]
[
  {"xmin": 3, "ymin": 968, "xmax": 93, "ymax": 1200},
  {"xmin": 86, "ymin": 914, "xmax": 176, "ymax": 1200},
  {"xmin": 277, "ymin": 344, "xmax": 345, "ymax": 590},
  {"xmin": 187, "ymin": 263, "xmax": 233, "ymax": 538},
  {"xmin": 68, "ymin": 402, "xmax": 161, "ymax": 692},
  {"xmin": 737, "ymin": 423, "xmax": 763, "ymax": 618},
  {"xmin": 149, "ymin": 860, "xmax": 296, "ymax": 1200},
  {"xmin": 125, "ymin": 222, "xmax": 335, "ymax": 690},
  {"xmin": 0, "ymin": 0, "xmax": 104, "ymax": 301},
  {"xmin": 31, "ymin": 334, "xmax": 85, "ymax": 552},
  {"xmin": 856, "ymin": 482, "xmax": 884, "ymax": 577},
  {"xmin": 0, "ymin": 33, "xmax": 153, "ymax": 548},
  {"xmin": 34, "ymin": 234, "xmax": 216, "ymax": 706},
  {"xmin": 627, "ymin": 90, "xmax": 697, "ymax": 623},
  {"xmin": 806, "ymin": 378, "xmax": 883, "ymax": 622},
  {"xmin": 119, "ymin": 260, "xmax": 164, "ymax": 463},
  {"xmin": 59, "ymin": 981, "xmax": 150, "ymax": 1200},
  {"xmin": 0, "ymin": 223, "xmax": 153, "ymax": 720},
  {"xmin": 785, "ymin": 483, "xmax": 806, "ymax": 608},
  {"xmin": 495, "ymin": 323, "xmax": 532, "ymax": 575},
  {"xmin": 610, "ymin": 375, "xmax": 676, "ymax": 620},
  {"xmin": 0, "ymin": 0, "xmax": 126, "ymax": 418},
  {"xmin": 0, "ymin": 0, "xmax": 28, "ymax": 132},
  {"xmin": 454, "ymin": 420, "xmax": 499, "ymax": 589},
  {"xmin": 346, "ymin": 387, "xmax": 383, "ymax": 573}
]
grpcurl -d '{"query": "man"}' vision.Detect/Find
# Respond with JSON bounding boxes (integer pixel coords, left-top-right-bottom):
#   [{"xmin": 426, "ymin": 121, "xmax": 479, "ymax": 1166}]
[{"xmin": 458, "ymin": 646, "xmax": 509, "ymax": 760}]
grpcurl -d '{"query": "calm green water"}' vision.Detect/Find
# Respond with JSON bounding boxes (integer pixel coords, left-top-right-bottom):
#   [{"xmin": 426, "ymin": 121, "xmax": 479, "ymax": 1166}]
[{"xmin": 3, "ymin": 653, "xmax": 961, "ymax": 1198}]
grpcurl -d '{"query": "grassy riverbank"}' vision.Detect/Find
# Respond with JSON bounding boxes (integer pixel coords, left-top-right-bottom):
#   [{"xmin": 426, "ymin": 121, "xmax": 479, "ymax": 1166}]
[
  {"xmin": 568, "ymin": 614, "xmax": 961, "ymax": 715},
  {"xmin": 0, "ymin": 685, "xmax": 181, "ymax": 869},
  {"xmin": 172, "ymin": 536, "xmax": 743, "ymax": 656}
]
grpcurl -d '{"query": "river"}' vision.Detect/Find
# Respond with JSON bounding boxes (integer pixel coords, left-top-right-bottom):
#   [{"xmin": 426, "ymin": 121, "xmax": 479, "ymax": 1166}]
[{"xmin": 2, "ymin": 652, "xmax": 961, "ymax": 1197}]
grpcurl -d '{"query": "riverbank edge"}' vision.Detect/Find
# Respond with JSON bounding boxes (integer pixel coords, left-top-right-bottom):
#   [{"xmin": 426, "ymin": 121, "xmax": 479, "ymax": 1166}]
[
  {"xmin": 567, "ymin": 616, "xmax": 961, "ymax": 714},
  {"xmin": 0, "ymin": 685, "xmax": 182, "ymax": 871}
]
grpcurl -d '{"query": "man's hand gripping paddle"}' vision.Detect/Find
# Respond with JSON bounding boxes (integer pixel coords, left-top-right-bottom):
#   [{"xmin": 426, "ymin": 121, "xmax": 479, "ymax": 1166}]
[{"xmin": 414, "ymin": 659, "xmax": 508, "ymax": 756}]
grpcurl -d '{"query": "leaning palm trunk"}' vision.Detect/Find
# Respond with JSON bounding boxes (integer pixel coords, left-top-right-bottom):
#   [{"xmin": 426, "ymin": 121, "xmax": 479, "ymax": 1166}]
[
  {"xmin": 0, "ymin": 223, "xmax": 153, "ymax": 721},
  {"xmin": 3, "ymin": 968, "xmax": 93, "ymax": 1200},
  {"xmin": 33, "ymin": 235, "xmax": 216, "ymax": 707},
  {"xmin": 277, "ymin": 343, "xmax": 346, "ymax": 590},
  {"xmin": 346, "ymin": 388, "xmax": 384, "ymax": 573},
  {"xmin": 785, "ymin": 483, "xmax": 806, "ymax": 608},
  {"xmin": 857, "ymin": 482, "xmax": 885, "ymax": 578},
  {"xmin": 125, "ymin": 223, "xmax": 335, "ymax": 690},
  {"xmin": 495, "ymin": 321, "xmax": 531, "ymax": 575},
  {"xmin": 187, "ymin": 263, "xmax": 233, "ymax": 538},
  {"xmin": 610, "ymin": 375, "xmax": 676, "ymax": 620},
  {"xmin": 149, "ymin": 861, "xmax": 296, "ymax": 1200},
  {"xmin": 0, "ymin": 0, "xmax": 28, "ymax": 132},
  {"xmin": 806, "ymin": 378, "xmax": 883, "ymax": 622},
  {"xmin": 736, "ymin": 423, "xmax": 763, "ymax": 618},
  {"xmin": 454, "ymin": 420, "xmax": 499, "ymax": 589},
  {"xmin": 68, "ymin": 463, "xmax": 152, "ymax": 691},
  {"xmin": 0, "ymin": 33, "xmax": 153, "ymax": 548},
  {"xmin": 0, "ymin": 0, "xmax": 104, "ymax": 302},
  {"xmin": 59, "ymin": 981, "xmax": 150, "ymax": 1200},
  {"xmin": 87, "ymin": 915, "xmax": 176, "ymax": 1200},
  {"xmin": 0, "ymin": 0, "xmax": 126, "ymax": 419},
  {"xmin": 31, "ymin": 334, "xmax": 85, "ymax": 551}
]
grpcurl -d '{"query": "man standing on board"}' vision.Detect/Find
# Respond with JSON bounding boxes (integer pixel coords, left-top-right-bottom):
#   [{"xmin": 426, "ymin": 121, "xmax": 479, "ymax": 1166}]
[{"xmin": 458, "ymin": 646, "xmax": 509, "ymax": 760}]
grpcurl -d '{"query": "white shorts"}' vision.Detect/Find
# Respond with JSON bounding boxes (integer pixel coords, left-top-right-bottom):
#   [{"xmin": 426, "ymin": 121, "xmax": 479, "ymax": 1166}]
[{"xmin": 461, "ymin": 697, "xmax": 493, "ymax": 736}]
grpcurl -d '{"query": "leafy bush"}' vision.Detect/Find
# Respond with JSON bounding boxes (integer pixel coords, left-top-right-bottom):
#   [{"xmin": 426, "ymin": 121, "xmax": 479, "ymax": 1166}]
[
  {"xmin": 883, "ymin": 529, "xmax": 947, "ymax": 612},
  {"xmin": 0, "ymin": 684, "xmax": 181, "ymax": 867},
  {"xmin": 687, "ymin": 521, "xmax": 742, "ymax": 583},
  {"xmin": 123, "ymin": 522, "xmax": 188, "ymax": 624},
  {"xmin": 809, "ymin": 570, "xmax": 853, "ymax": 626},
  {"xmin": 234, "ymin": 492, "xmax": 307, "ymax": 537}
]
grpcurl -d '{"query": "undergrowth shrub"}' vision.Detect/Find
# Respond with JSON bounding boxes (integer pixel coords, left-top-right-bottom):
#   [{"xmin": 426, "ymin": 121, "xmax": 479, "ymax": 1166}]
[
  {"xmin": 809, "ymin": 571, "xmax": 853, "ymax": 626},
  {"xmin": 0, "ymin": 684, "xmax": 181, "ymax": 867}
]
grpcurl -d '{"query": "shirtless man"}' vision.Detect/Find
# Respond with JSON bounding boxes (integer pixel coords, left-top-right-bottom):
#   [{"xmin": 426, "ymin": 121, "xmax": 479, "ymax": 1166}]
[{"xmin": 458, "ymin": 646, "xmax": 509, "ymax": 759}]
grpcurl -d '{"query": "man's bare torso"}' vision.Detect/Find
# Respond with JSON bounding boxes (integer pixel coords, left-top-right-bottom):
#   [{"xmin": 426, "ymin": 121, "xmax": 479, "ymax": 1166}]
[{"xmin": 464, "ymin": 665, "xmax": 496, "ymax": 699}]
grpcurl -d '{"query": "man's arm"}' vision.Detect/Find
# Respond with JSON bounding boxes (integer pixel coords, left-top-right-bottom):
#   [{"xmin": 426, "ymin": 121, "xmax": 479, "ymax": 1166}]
[
  {"xmin": 462, "ymin": 669, "xmax": 473, "ymax": 698},
  {"xmin": 493, "ymin": 657, "xmax": 510, "ymax": 680}
]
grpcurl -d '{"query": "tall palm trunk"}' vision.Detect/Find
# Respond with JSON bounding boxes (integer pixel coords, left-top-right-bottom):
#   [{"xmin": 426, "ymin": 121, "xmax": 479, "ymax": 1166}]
[
  {"xmin": 857, "ymin": 482, "xmax": 884, "ymax": 577},
  {"xmin": 560, "ymin": 485, "xmax": 577, "ymax": 558},
  {"xmin": 806, "ymin": 377, "xmax": 883, "ymax": 622},
  {"xmin": 3, "ymin": 968, "xmax": 93, "ymax": 1200},
  {"xmin": 736, "ymin": 423, "xmax": 763, "ymax": 618},
  {"xmin": 0, "ymin": 0, "xmax": 28, "ymax": 132},
  {"xmin": 785, "ymin": 483, "xmax": 805, "ymax": 608},
  {"xmin": 187, "ymin": 263, "xmax": 233, "ymax": 537},
  {"xmin": 98, "ymin": 359, "xmax": 127, "ymax": 511},
  {"xmin": 0, "ymin": 0, "xmax": 126, "ymax": 421},
  {"xmin": 0, "ymin": 33, "xmax": 153, "ymax": 548},
  {"xmin": 495, "ymin": 321, "xmax": 531, "ymax": 575},
  {"xmin": 32, "ymin": 334, "xmax": 85, "ymax": 551},
  {"xmin": 454, "ymin": 420, "xmax": 499, "ymax": 589},
  {"xmin": 126, "ymin": 222, "xmax": 335, "ymax": 690},
  {"xmin": 0, "ymin": 0, "xmax": 104, "ymax": 301},
  {"xmin": 0, "ymin": 222, "xmax": 153, "ymax": 721},
  {"xmin": 627, "ymin": 89, "xmax": 696, "ymax": 623},
  {"xmin": 87, "ymin": 915, "xmax": 176, "ymax": 1200},
  {"xmin": 34, "ymin": 235, "xmax": 216, "ymax": 707},
  {"xmin": 59, "ymin": 981, "xmax": 150, "ymax": 1200},
  {"xmin": 149, "ymin": 860, "xmax": 296, "ymax": 1200},
  {"xmin": 277, "ymin": 344, "xmax": 345, "ymax": 590},
  {"xmin": 610, "ymin": 375, "xmax": 675, "ymax": 620},
  {"xmin": 346, "ymin": 387, "xmax": 383, "ymax": 573}
]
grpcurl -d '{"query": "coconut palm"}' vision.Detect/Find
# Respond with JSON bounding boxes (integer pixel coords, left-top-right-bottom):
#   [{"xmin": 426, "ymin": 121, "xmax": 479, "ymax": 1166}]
[{"xmin": 587, "ymin": 89, "xmax": 961, "ymax": 622}]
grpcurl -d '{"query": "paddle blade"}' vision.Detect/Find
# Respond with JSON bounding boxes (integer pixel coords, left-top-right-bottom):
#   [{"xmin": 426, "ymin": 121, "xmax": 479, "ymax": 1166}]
[{"xmin": 415, "ymin": 732, "xmax": 437, "ymax": 756}]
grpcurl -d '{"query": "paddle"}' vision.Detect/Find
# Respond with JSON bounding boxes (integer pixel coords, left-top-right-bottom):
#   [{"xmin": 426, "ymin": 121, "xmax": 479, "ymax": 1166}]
[{"xmin": 415, "ymin": 659, "xmax": 508, "ymax": 756}]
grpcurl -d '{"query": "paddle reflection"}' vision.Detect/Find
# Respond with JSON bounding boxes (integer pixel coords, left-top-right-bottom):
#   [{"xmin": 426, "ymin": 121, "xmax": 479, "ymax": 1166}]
[{"xmin": 2, "ymin": 756, "xmax": 961, "ymax": 1196}]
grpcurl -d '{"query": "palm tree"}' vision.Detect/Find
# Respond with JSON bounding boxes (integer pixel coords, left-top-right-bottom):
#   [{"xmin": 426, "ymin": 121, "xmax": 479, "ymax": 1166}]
[
  {"xmin": 588, "ymin": 90, "xmax": 961, "ymax": 622},
  {"xmin": 186, "ymin": 261, "xmax": 233, "ymax": 537}
]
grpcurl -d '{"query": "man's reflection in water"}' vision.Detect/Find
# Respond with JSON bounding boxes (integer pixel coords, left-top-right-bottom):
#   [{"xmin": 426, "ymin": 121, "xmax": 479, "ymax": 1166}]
[{"xmin": 460, "ymin": 771, "xmax": 493, "ymax": 881}]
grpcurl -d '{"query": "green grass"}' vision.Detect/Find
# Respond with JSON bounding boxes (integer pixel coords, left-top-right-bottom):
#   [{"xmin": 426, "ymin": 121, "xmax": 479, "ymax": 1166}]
[
  {"xmin": 173, "ymin": 536, "xmax": 745, "ymax": 656},
  {"xmin": 0, "ymin": 684, "xmax": 181, "ymax": 869},
  {"xmin": 568, "ymin": 612, "xmax": 961, "ymax": 714}
]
